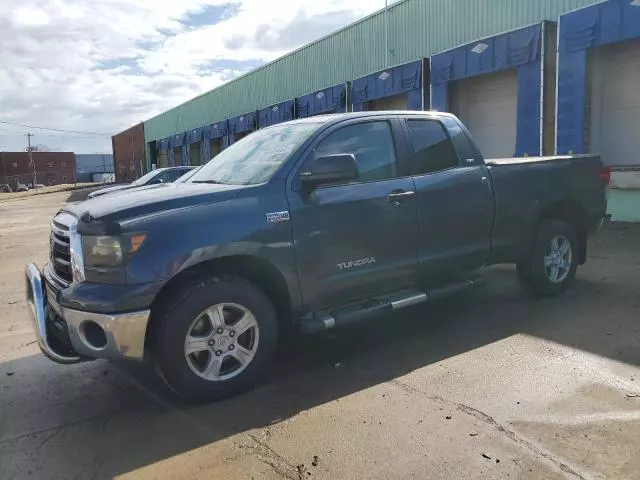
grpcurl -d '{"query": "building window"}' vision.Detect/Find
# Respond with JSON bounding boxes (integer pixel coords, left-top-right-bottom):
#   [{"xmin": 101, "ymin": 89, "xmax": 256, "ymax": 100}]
[
  {"xmin": 62, "ymin": 176, "xmax": 68, "ymax": 182},
  {"xmin": 12, "ymin": 162, "xmax": 17, "ymax": 168},
  {"xmin": 48, "ymin": 162, "xmax": 53, "ymax": 168},
  {"xmin": 62, "ymin": 162, "xmax": 67, "ymax": 167}
]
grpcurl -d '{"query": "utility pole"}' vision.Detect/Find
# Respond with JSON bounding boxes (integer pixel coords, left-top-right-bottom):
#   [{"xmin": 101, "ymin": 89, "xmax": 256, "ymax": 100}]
[{"xmin": 27, "ymin": 133, "xmax": 36, "ymax": 188}]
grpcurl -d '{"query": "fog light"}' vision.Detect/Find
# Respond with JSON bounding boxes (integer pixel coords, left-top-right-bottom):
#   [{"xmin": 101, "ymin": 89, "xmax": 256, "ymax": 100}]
[{"xmin": 81, "ymin": 321, "xmax": 107, "ymax": 349}]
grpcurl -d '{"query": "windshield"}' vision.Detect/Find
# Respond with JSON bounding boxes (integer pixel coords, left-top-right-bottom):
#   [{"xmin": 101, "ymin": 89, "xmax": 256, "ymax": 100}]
[
  {"xmin": 190, "ymin": 123, "xmax": 321, "ymax": 185},
  {"xmin": 133, "ymin": 169, "xmax": 163, "ymax": 186}
]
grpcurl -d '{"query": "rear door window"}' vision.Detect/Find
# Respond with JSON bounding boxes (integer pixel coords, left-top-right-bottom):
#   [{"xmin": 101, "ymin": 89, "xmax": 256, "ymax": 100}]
[{"xmin": 406, "ymin": 120, "xmax": 459, "ymax": 175}]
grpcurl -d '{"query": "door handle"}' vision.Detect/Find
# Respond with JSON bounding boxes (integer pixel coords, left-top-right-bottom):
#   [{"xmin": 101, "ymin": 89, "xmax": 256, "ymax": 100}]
[{"xmin": 387, "ymin": 190, "xmax": 416, "ymax": 204}]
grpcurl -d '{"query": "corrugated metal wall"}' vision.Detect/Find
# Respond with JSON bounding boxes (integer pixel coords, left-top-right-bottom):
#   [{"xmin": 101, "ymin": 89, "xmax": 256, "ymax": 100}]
[{"xmin": 143, "ymin": 0, "xmax": 601, "ymax": 154}]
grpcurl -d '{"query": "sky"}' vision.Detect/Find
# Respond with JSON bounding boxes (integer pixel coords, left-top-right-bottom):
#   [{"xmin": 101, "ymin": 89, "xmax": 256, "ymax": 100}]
[{"xmin": 0, "ymin": 0, "xmax": 396, "ymax": 154}]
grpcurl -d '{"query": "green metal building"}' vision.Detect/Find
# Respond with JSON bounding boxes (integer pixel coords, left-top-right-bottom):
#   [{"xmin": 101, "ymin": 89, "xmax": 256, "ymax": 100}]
[
  {"xmin": 143, "ymin": 0, "xmax": 601, "ymax": 158},
  {"xmin": 112, "ymin": 0, "xmax": 640, "ymax": 221}
]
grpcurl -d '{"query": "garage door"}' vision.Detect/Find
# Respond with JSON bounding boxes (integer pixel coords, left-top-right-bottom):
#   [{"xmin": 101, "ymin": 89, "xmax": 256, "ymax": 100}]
[
  {"xmin": 589, "ymin": 39, "xmax": 640, "ymax": 167},
  {"xmin": 210, "ymin": 139, "xmax": 222, "ymax": 160},
  {"xmin": 189, "ymin": 143, "xmax": 201, "ymax": 166},
  {"xmin": 368, "ymin": 93, "xmax": 409, "ymax": 111},
  {"xmin": 450, "ymin": 69, "xmax": 518, "ymax": 159},
  {"xmin": 157, "ymin": 152, "xmax": 168, "ymax": 168}
]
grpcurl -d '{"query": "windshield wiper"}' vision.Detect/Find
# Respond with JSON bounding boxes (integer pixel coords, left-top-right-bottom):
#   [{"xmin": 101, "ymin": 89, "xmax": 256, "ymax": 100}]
[{"xmin": 192, "ymin": 180, "xmax": 225, "ymax": 185}]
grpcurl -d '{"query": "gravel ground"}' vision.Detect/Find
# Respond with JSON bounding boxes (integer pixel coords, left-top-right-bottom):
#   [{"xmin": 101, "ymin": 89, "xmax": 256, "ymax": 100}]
[{"xmin": 1, "ymin": 191, "xmax": 639, "ymax": 480}]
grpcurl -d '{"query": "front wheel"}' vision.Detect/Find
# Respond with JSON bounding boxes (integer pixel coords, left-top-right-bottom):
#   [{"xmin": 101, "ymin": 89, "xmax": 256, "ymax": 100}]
[
  {"xmin": 152, "ymin": 277, "xmax": 279, "ymax": 402},
  {"xmin": 517, "ymin": 219, "xmax": 579, "ymax": 297}
]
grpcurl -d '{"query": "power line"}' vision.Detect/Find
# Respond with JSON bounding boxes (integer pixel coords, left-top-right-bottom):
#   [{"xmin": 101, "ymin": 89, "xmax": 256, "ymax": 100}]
[
  {"xmin": 0, "ymin": 133, "xmax": 109, "ymax": 138},
  {"xmin": 0, "ymin": 119, "xmax": 111, "ymax": 136}
]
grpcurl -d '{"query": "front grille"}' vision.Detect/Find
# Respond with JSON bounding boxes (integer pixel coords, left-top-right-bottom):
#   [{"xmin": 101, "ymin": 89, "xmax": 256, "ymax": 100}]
[{"xmin": 50, "ymin": 215, "xmax": 74, "ymax": 284}]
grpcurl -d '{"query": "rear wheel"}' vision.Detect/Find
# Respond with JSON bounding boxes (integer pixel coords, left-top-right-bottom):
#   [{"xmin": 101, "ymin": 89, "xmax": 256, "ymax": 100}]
[
  {"xmin": 517, "ymin": 219, "xmax": 578, "ymax": 297},
  {"xmin": 152, "ymin": 277, "xmax": 279, "ymax": 402}
]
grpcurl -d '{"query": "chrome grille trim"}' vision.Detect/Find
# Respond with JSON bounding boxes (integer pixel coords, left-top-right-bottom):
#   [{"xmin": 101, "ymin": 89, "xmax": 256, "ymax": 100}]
[{"xmin": 50, "ymin": 212, "xmax": 78, "ymax": 285}]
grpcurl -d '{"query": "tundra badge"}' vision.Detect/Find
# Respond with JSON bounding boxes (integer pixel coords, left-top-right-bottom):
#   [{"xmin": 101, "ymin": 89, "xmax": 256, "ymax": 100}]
[
  {"xmin": 337, "ymin": 257, "xmax": 376, "ymax": 270},
  {"xmin": 266, "ymin": 211, "xmax": 290, "ymax": 224}
]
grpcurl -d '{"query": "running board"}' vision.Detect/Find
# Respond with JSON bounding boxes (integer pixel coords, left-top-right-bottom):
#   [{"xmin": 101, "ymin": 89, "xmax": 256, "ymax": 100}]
[{"xmin": 299, "ymin": 278, "xmax": 485, "ymax": 334}]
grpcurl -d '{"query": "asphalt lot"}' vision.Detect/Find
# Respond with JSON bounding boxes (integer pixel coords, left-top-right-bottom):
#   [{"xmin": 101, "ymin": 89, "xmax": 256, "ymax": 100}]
[{"xmin": 1, "ymin": 191, "xmax": 639, "ymax": 480}]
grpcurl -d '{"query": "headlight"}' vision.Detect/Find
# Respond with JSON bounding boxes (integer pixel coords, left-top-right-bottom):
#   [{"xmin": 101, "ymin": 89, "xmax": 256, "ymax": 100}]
[
  {"xmin": 83, "ymin": 236, "xmax": 123, "ymax": 267},
  {"xmin": 81, "ymin": 234, "xmax": 147, "ymax": 268}
]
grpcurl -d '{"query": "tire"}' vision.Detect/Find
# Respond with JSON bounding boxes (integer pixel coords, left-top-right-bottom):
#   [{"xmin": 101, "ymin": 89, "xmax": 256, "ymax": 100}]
[
  {"xmin": 151, "ymin": 276, "xmax": 279, "ymax": 403},
  {"xmin": 516, "ymin": 219, "xmax": 579, "ymax": 298}
]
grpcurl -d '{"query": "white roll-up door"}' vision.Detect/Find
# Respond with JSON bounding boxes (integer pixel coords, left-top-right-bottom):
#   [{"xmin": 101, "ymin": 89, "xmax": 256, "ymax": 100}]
[
  {"xmin": 369, "ymin": 93, "xmax": 409, "ymax": 111},
  {"xmin": 450, "ymin": 69, "xmax": 518, "ymax": 158},
  {"xmin": 589, "ymin": 39, "xmax": 640, "ymax": 167}
]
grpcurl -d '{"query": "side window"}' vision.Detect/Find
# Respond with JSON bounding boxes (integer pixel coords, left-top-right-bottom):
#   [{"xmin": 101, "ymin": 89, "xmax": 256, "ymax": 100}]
[
  {"xmin": 151, "ymin": 171, "xmax": 171, "ymax": 183},
  {"xmin": 167, "ymin": 169, "xmax": 188, "ymax": 182},
  {"xmin": 406, "ymin": 120, "xmax": 459, "ymax": 175},
  {"xmin": 314, "ymin": 121, "xmax": 398, "ymax": 183}
]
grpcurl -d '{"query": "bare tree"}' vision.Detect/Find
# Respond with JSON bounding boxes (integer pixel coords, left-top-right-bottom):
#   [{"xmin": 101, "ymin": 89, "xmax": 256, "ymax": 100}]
[{"xmin": 25, "ymin": 144, "xmax": 50, "ymax": 152}]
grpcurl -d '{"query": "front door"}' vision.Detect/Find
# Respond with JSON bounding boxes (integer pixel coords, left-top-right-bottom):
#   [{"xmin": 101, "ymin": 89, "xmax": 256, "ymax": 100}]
[{"xmin": 288, "ymin": 118, "xmax": 419, "ymax": 310}]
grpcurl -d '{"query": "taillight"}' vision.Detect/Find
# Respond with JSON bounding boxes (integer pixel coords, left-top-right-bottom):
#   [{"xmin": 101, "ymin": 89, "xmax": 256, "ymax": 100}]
[{"xmin": 598, "ymin": 166, "xmax": 611, "ymax": 186}]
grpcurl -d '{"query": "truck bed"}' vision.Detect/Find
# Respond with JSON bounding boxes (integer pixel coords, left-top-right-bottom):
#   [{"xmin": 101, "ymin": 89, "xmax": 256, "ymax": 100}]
[
  {"xmin": 486, "ymin": 154, "xmax": 599, "ymax": 166},
  {"xmin": 486, "ymin": 153, "xmax": 607, "ymax": 265}
]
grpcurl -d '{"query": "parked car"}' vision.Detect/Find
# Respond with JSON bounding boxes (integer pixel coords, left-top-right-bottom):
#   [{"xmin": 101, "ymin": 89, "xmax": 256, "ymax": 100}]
[
  {"xmin": 174, "ymin": 165, "xmax": 202, "ymax": 183},
  {"xmin": 0, "ymin": 184, "xmax": 12, "ymax": 193},
  {"xmin": 25, "ymin": 112, "xmax": 609, "ymax": 402},
  {"xmin": 16, "ymin": 184, "xmax": 29, "ymax": 192},
  {"xmin": 86, "ymin": 166, "xmax": 196, "ymax": 199}
]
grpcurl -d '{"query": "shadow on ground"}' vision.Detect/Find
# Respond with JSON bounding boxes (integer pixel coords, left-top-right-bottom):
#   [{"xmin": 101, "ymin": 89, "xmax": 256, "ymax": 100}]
[{"xmin": 1, "ymin": 224, "xmax": 638, "ymax": 478}]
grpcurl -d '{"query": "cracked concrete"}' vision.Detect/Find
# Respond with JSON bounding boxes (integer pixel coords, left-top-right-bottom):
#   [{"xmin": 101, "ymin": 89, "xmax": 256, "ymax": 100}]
[{"xmin": 2, "ymin": 191, "xmax": 640, "ymax": 479}]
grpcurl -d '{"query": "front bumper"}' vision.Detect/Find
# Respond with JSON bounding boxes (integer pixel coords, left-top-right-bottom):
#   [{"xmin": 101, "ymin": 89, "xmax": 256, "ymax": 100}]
[{"xmin": 25, "ymin": 263, "xmax": 150, "ymax": 364}]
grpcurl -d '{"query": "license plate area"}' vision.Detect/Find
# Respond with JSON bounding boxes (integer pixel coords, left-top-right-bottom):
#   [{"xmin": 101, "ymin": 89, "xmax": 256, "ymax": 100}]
[{"xmin": 46, "ymin": 283, "xmax": 63, "ymax": 317}]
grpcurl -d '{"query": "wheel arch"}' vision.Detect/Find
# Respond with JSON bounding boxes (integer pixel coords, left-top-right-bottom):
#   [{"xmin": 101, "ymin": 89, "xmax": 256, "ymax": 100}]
[
  {"xmin": 537, "ymin": 200, "xmax": 587, "ymax": 264},
  {"xmin": 146, "ymin": 254, "xmax": 294, "ymax": 353}
]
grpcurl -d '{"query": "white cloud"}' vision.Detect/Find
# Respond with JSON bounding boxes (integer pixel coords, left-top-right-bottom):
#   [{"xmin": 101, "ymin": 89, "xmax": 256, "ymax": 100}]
[{"xmin": 0, "ymin": 0, "xmax": 388, "ymax": 153}]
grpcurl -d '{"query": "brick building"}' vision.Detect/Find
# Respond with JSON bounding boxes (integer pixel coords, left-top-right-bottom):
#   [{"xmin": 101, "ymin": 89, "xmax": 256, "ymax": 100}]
[
  {"xmin": 0, "ymin": 152, "xmax": 76, "ymax": 188},
  {"xmin": 112, "ymin": 123, "xmax": 145, "ymax": 183}
]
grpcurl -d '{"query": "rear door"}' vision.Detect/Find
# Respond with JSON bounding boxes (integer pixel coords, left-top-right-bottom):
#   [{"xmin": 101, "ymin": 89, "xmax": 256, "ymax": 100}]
[
  {"xmin": 401, "ymin": 116, "xmax": 493, "ymax": 281},
  {"xmin": 288, "ymin": 117, "xmax": 419, "ymax": 310}
]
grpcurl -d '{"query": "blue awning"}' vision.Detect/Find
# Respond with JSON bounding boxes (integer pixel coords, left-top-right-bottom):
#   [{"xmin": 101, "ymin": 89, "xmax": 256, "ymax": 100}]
[
  {"xmin": 157, "ymin": 138, "xmax": 170, "ymax": 151},
  {"xmin": 556, "ymin": 0, "xmax": 640, "ymax": 155},
  {"xmin": 228, "ymin": 111, "xmax": 257, "ymax": 135},
  {"xmin": 169, "ymin": 132, "xmax": 185, "ymax": 148},
  {"xmin": 204, "ymin": 121, "xmax": 227, "ymax": 140},
  {"xmin": 351, "ymin": 60, "xmax": 422, "ymax": 105},
  {"xmin": 430, "ymin": 23, "xmax": 544, "ymax": 156},
  {"xmin": 187, "ymin": 127, "xmax": 203, "ymax": 144},
  {"xmin": 258, "ymin": 100, "xmax": 295, "ymax": 128},
  {"xmin": 297, "ymin": 84, "xmax": 346, "ymax": 118}
]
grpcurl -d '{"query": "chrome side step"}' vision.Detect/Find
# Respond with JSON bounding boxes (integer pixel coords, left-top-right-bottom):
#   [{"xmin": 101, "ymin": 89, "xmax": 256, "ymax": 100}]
[{"xmin": 299, "ymin": 278, "xmax": 485, "ymax": 334}]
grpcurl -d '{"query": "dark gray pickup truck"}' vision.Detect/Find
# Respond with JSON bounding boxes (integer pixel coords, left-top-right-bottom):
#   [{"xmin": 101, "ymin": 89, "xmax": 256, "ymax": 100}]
[{"xmin": 25, "ymin": 112, "xmax": 609, "ymax": 401}]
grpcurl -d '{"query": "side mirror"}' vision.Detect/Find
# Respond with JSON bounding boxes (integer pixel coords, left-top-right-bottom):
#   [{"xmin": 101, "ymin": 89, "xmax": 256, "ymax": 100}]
[
  {"xmin": 300, "ymin": 154, "xmax": 358, "ymax": 188},
  {"xmin": 151, "ymin": 178, "xmax": 164, "ymax": 184}
]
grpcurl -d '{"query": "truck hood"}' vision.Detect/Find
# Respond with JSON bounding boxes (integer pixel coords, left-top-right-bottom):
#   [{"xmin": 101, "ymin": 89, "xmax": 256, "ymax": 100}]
[
  {"xmin": 62, "ymin": 182, "xmax": 245, "ymax": 223},
  {"xmin": 89, "ymin": 184, "xmax": 135, "ymax": 197}
]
